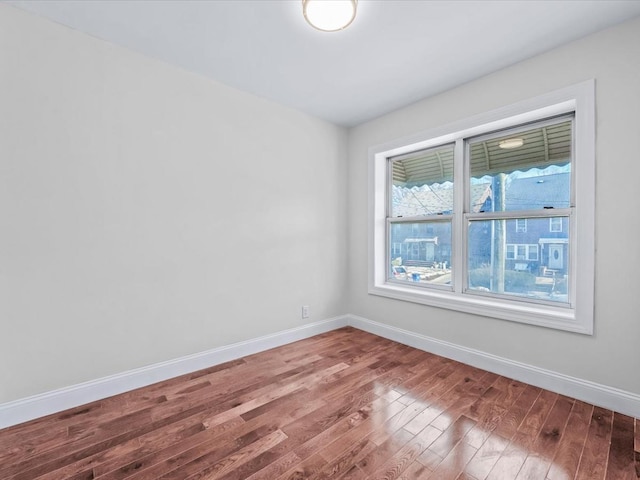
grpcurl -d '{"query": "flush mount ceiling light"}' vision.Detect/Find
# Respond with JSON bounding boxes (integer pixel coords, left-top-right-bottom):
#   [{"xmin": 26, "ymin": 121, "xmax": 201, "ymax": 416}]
[
  {"xmin": 498, "ymin": 138, "xmax": 524, "ymax": 149},
  {"xmin": 302, "ymin": 0, "xmax": 358, "ymax": 32}
]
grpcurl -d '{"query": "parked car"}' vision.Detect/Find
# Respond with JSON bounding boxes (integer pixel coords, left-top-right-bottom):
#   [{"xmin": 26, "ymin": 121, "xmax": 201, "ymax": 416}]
[{"xmin": 392, "ymin": 266, "xmax": 408, "ymax": 280}]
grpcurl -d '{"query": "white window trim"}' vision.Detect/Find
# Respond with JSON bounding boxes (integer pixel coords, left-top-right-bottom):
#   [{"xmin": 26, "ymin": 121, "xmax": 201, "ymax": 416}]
[
  {"xmin": 550, "ymin": 217, "xmax": 563, "ymax": 232},
  {"xmin": 507, "ymin": 244, "xmax": 539, "ymax": 261},
  {"xmin": 515, "ymin": 219, "xmax": 527, "ymax": 233},
  {"xmin": 368, "ymin": 80, "xmax": 595, "ymax": 335}
]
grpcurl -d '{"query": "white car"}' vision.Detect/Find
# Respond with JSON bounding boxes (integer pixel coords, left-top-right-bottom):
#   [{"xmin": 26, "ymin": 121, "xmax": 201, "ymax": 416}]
[{"xmin": 392, "ymin": 266, "xmax": 408, "ymax": 280}]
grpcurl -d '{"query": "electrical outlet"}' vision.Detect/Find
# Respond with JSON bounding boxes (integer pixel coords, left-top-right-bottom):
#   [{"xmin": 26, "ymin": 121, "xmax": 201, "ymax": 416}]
[{"xmin": 301, "ymin": 305, "xmax": 310, "ymax": 319}]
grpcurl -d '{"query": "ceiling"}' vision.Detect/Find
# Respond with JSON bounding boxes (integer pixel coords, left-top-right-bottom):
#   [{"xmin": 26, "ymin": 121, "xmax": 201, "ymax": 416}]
[{"xmin": 5, "ymin": 0, "xmax": 640, "ymax": 127}]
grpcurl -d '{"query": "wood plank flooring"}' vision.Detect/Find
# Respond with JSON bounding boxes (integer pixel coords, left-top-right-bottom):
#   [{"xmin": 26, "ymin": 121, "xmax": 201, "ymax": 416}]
[{"xmin": 1, "ymin": 327, "xmax": 638, "ymax": 479}]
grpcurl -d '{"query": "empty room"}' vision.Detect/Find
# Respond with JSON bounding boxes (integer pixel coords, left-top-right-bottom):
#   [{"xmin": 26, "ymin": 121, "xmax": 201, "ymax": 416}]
[{"xmin": 1, "ymin": 0, "xmax": 639, "ymax": 478}]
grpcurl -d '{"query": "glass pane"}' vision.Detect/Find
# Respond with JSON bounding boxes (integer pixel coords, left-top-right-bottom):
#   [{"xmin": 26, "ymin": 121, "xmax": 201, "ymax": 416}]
[
  {"xmin": 468, "ymin": 218, "xmax": 569, "ymax": 303},
  {"xmin": 506, "ymin": 245, "xmax": 515, "ymax": 259},
  {"xmin": 389, "ymin": 222, "xmax": 452, "ymax": 286},
  {"xmin": 469, "ymin": 120, "xmax": 572, "ymax": 212},
  {"xmin": 550, "ymin": 217, "xmax": 563, "ymax": 232},
  {"xmin": 391, "ymin": 144, "xmax": 455, "ymax": 217}
]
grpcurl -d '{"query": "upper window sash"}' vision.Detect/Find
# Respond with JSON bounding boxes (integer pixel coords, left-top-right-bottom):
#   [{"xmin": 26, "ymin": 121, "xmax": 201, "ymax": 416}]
[
  {"xmin": 464, "ymin": 114, "xmax": 575, "ymax": 214},
  {"xmin": 388, "ymin": 143, "xmax": 456, "ymax": 219}
]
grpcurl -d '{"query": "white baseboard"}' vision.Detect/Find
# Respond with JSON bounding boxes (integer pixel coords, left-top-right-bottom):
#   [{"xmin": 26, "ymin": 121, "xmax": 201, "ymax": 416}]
[
  {"xmin": 346, "ymin": 314, "xmax": 640, "ymax": 418},
  {"xmin": 2, "ymin": 313, "xmax": 637, "ymax": 430},
  {"xmin": 0, "ymin": 316, "xmax": 348, "ymax": 430}
]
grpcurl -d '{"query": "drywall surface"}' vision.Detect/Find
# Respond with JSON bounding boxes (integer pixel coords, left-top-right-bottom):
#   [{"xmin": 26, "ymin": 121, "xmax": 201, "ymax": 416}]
[
  {"xmin": 347, "ymin": 16, "xmax": 640, "ymax": 394},
  {"xmin": 0, "ymin": 5, "xmax": 348, "ymax": 403}
]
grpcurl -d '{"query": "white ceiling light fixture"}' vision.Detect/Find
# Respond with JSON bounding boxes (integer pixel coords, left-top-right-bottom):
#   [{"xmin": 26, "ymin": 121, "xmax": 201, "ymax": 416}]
[
  {"xmin": 302, "ymin": 0, "xmax": 358, "ymax": 32},
  {"xmin": 498, "ymin": 138, "xmax": 525, "ymax": 149}
]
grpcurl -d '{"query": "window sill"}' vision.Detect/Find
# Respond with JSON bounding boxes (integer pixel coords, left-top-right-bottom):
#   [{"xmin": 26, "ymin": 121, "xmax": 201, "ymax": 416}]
[{"xmin": 368, "ymin": 282, "xmax": 592, "ymax": 335}]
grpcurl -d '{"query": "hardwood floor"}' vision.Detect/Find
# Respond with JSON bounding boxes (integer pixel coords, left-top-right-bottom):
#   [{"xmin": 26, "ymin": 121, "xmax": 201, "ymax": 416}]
[{"xmin": 1, "ymin": 327, "xmax": 638, "ymax": 479}]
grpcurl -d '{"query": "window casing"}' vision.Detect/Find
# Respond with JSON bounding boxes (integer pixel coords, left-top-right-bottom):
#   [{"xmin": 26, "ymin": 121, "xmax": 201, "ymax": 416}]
[{"xmin": 369, "ymin": 81, "xmax": 595, "ymax": 334}]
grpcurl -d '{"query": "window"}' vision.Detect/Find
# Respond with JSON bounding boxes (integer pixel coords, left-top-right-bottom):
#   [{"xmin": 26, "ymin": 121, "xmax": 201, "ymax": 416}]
[
  {"xmin": 369, "ymin": 81, "xmax": 595, "ymax": 334},
  {"xmin": 506, "ymin": 244, "xmax": 539, "ymax": 261},
  {"xmin": 550, "ymin": 217, "xmax": 563, "ymax": 232},
  {"xmin": 516, "ymin": 245, "xmax": 527, "ymax": 260}
]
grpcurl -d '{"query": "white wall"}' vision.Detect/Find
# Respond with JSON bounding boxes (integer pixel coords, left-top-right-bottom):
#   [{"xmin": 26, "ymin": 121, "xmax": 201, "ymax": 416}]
[
  {"xmin": 347, "ymin": 16, "xmax": 640, "ymax": 395},
  {"xmin": 0, "ymin": 5, "xmax": 348, "ymax": 404}
]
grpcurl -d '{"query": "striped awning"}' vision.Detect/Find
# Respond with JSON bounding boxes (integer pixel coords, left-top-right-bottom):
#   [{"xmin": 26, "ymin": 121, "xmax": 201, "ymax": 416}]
[{"xmin": 392, "ymin": 119, "xmax": 571, "ymax": 186}]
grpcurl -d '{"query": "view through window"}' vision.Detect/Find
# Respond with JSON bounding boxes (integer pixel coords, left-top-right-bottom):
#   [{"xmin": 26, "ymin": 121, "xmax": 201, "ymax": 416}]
[{"xmin": 388, "ymin": 117, "xmax": 573, "ymax": 306}]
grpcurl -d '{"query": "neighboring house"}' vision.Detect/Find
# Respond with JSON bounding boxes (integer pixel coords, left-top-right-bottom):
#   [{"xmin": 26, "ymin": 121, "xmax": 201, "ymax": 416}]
[
  {"xmin": 504, "ymin": 172, "xmax": 570, "ymax": 275},
  {"xmin": 391, "ymin": 183, "xmax": 492, "ymax": 266},
  {"xmin": 391, "ymin": 172, "xmax": 570, "ymax": 275}
]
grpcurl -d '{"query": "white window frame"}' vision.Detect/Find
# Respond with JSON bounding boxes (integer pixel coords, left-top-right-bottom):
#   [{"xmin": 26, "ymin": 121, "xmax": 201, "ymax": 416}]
[
  {"xmin": 368, "ymin": 80, "xmax": 595, "ymax": 334},
  {"xmin": 515, "ymin": 219, "xmax": 527, "ymax": 233},
  {"xmin": 550, "ymin": 217, "xmax": 563, "ymax": 232},
  {"xmin": 506, "ymin": 244, "xmax": 539, "ymax": 261}
]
